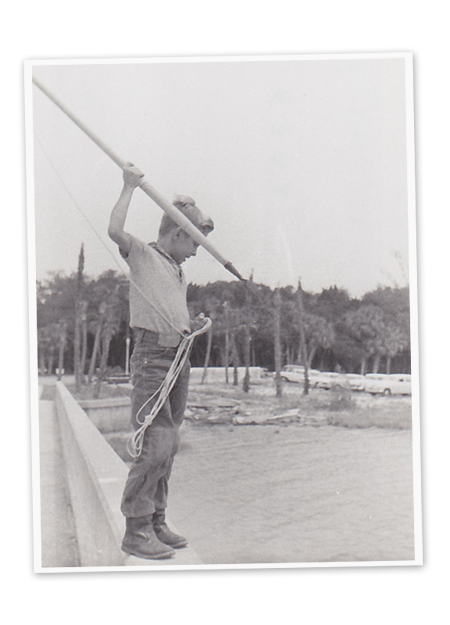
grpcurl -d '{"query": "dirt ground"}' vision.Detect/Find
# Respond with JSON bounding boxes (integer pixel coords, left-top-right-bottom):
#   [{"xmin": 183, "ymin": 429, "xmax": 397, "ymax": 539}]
[{"xmin": 185, "ymin": 377, "xmax": 413, "ymax": 430}]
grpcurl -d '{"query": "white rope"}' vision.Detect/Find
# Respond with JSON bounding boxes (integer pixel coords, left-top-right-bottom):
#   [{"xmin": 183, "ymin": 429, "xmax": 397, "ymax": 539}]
[{"xmin": 128, "ymin": 317, "xmax": 211, "ymax": 458}]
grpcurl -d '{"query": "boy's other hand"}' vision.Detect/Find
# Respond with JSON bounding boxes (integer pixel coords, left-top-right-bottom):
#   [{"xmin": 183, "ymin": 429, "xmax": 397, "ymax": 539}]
[{"xmin": 123, "ymin": 162, "xmax": 144, "ymax": 189}]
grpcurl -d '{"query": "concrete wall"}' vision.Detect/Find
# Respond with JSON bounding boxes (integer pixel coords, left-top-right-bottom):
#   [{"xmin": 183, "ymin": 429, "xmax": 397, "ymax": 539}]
[
  {"xmin": 54, "ymin": 382, "xmax": 201, "ymax": 568},
  {"xmin": 55, "ymin": 383, "xmax": 130, "ymax": 567}
]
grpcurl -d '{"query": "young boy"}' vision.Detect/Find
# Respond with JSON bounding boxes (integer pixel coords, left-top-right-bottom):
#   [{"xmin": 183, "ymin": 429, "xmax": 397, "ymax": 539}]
[{"xmin": 108, "ymin": 163, "xmax": 213, "ymax": 559}]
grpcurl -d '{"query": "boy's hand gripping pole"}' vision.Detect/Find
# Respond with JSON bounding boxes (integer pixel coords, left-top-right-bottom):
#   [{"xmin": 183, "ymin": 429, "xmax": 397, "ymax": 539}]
[{"xmin": 32, "ymin": 76, "xmax": 258, "ymax": 297}]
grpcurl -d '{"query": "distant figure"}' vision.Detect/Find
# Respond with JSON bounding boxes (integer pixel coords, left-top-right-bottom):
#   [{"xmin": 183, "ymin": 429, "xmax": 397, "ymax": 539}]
[{"xmin": 108, "ymin": 163, "xmax": 213, "ymax": 559}]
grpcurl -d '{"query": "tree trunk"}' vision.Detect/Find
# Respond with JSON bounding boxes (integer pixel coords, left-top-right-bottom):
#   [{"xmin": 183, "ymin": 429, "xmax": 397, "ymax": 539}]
[
  {"xmin": 231, "ymin": 332, "xmax": 239, "ymax": 386},
  {"xmin": 201, "ymin": 326, "xmax": 213, "ymax": 384},
  {"xmin": 386, "ymin": 355, "xmax": 392, "ymax": 375},
  {"xmin": 47, "ymin": 345, "xmax": 55, "ymax": 376},
  {"xmin": 307, "ymin": 344, "xmax": 318, "ymax": 368},
  {"xmin": 274, "ymin": 288, "xmax": 282, "ymax": 398},
  {"xmin": 39, "ymin": 342, "xmax": 46, "ymax": 375},
  {"xmin": 74, "ymin": 307, "xmax": 81, "ymax": 391},
  {"xmin": 125, "ymin": 335, "xmax": 131, "ymax": 376},
  {"xmin": 57, "ymin": 335, "xmax": 65, "ymax": 381},
  {"xmin": 360, "ymin": 357, "xmax": 367, "ymax": 376},
  {"xmin": 94, "ymin": 328, "xmax": 112, "ymax": 398},
  {"xmin": 224, "ymin": 301, "xmax": 230, "ymax": 384},
  {"xmin": 320, "ymin": 352, "xmax": 325, "ymax": 370},
  {"xmin": 296, "ymin": 279, "xmax": 310, "ymax": 396},
  {"xmin": 74, "ymin": 245, "xmax": 85, "ymax": 392},
  {"xmin": 242, "ymin": 281, "xmax": 252, "ymax": 393},
  {"xmin": 88, "ymin": 303, "xmax": 106, "ymax": 384},
  {"xmin": 80, "ymin": 312, "xmax": 88, "ymax": 380},
  {"xmin": 372, "ymin": 354, "xmax": 381, "ymax": 374}
]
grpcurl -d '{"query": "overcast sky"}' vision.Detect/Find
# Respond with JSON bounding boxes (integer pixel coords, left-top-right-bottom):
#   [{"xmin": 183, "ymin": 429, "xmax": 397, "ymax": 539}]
[{"xmin": 29, "ymin": 55, "xmax": 413, "ymax": 297}]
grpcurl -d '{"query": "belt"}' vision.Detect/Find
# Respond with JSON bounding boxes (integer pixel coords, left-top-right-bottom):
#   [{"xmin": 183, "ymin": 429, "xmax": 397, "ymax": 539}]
[{"xmin": 133, "ymin": 327, "xmax": 181, "ymax": 348}]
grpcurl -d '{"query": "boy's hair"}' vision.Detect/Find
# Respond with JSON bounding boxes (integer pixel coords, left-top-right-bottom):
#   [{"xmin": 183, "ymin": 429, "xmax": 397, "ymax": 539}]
[{"xmin": 158, "ymin": 195, "xmax": 214, "ymax": 237}]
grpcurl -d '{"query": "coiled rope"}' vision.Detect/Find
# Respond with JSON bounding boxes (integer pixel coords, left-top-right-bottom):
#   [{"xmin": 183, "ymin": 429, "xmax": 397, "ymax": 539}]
[{"xmin": 129, "ymin": 316, "xmax": 212, "ymax": 458}]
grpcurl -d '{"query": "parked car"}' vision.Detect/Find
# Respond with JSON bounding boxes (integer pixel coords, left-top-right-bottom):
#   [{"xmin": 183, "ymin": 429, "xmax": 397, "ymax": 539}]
[
  {"xmin": 279, "ymin": 365, "xmax": 321, "ymax": 384},
  {"xmin": 279, "ymin": 366, "xmax": 354, "ymax": 391},
  {"xmin": 365, "ymin": 374, "xmax": 412, "ymax": 396},
  {"xmin": 345, "ymin": 374, "xmax": 366, "ymax": 391},
  {"xmin": 314, "ymin": 371, "xmax": 351, "ymax": 390}
]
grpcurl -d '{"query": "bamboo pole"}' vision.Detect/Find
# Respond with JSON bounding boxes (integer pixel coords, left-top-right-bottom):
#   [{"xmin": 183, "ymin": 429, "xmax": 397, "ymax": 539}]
[{"xmin": 32, "ymin": 75, "xmax": 250, "ymax": 285}]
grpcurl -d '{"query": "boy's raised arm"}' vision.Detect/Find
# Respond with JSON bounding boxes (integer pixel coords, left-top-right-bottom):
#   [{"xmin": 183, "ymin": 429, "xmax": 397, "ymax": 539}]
[{"xmin": 108, "ymin": 163, "xmax": 144, "ymax": 255}]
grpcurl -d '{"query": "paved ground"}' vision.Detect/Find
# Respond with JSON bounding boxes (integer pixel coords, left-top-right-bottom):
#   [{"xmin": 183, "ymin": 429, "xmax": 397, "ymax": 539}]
[{"xmin": 39, "ymin": 398, "xmax": 80, "ymax": 567}]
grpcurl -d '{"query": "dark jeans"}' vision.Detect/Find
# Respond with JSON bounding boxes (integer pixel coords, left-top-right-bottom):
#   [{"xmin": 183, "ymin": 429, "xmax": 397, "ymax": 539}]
[{"xmin": 121, "ymin": 329, "xmax": 190, "ymax": 519}]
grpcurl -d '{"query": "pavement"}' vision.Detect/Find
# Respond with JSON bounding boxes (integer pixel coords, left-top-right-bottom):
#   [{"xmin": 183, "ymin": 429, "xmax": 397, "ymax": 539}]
[{"xmin": 38, "ymin": 398, "xmax": 80, "ymax": 567}]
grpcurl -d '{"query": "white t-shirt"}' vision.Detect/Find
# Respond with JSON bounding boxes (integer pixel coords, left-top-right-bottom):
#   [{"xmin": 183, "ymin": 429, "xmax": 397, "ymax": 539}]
[{"xmin": 122, "ymin": 236, "xmax": 190, "ymax": 347}]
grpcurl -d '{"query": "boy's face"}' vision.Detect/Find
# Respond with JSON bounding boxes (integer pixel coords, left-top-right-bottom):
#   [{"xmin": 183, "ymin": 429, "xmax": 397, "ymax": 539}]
[{"xmin": 171, "ymin": 230, "xmax": 200, "ymax": 264}]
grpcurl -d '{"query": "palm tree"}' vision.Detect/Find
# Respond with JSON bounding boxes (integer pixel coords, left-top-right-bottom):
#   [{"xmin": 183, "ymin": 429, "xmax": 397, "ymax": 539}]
[
  {"xmin": 79, "ymin": 300, "xmax": 88, "ymax": 380},
  {"xmin": 201, "ymin": 296, "xmax": 222, "ymax": 384},
  {"xmin": 88, "ymin": 301, "xmax": 106, "ymax": 384},
  {"xmin": 56, "ymin": 320, "xmax": 67, "ymax": 380},
  {"xmin": 273, "ymin": 288, "xmax": 282, "ymax": 398},
  {"xmin": 342, "ymin": 304, "xmax": 385, "ymax": 375},
  {"xmin": 242, "ymin": 277, "xmax": 253, "ymax": 393},
  {"xmin": 296, "ymin": 279, "xmax": 310, "ymax": 395}
]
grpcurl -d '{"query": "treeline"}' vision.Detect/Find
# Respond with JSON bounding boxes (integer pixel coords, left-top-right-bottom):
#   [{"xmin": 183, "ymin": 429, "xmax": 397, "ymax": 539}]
[
  {"xmin": 186, "ymin": 280, "xmax": 411, "ymax": 375},
  {"xmin": 36, "ymin": 256, "xmax": 411, "ymax": 382}
]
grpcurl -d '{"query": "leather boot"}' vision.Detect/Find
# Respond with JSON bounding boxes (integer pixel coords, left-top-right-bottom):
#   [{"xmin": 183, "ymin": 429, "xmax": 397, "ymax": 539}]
[
  {"xmin": 153, "ymin": 510, "xmax": 188, "ymax": 549},
  {"xmin": 122, "ymin": 516, "xmax": 176, "ymax": 560}
]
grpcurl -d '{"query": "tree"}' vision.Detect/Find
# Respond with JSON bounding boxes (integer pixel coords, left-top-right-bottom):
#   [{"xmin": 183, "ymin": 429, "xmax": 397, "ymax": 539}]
[
  {"xmin": 87, "ymin": 271, "xmax": 130, "ymax": 383},
  {"xmin": 372, "ymin": 320, "xmax": 409, "ymax": 374},
  {"xmin": 296, "ymin": 280, "xmax": 310, "ymax": 395},
  {"xmin": 363, "ymin": 287, "xmax": 410, "ymax": 373},
  {"xmin": 273, "ymin": 288, "xmax": 282, "ymax": 398},
  {"xmin": 79, "ymin": 300, "xmax": 88, "ymax": 379},
  {"xmin": 301, "ymin": 313, "xmax": 336, "ymax": 368},
  {"xmin": 223, "ymin": 300, "xmax": 230, "ymax": 383},
  {"xmin": 313, "ymin": 286, "xmax": 352, "ymax": 323},
  {"xmin": 87, "ymin": 301, "xmax": 106, "ymax": 384},
  {"xmin": 56, "ymin": 320, "xmax": 67, "ymax": 380},
  {"xmin": 342, "ymin": 304, "xmax": 385, "ymax": 375},
  {"xmin": 200, "ymin": 296, "xmax": 222, "ymax": 384},
  {"xmin": 242, "ymin": 280, "xmax": 252, "ymax": 393},
  {"xmin": 74, "ymin": 244, "xmax": 85, "ymax": 391}
]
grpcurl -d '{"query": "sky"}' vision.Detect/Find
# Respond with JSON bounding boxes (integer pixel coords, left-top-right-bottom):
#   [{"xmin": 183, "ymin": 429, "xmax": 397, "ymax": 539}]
[{"xmin": 29, "ymin": 55, "xmax": 413, "ymax": 297}]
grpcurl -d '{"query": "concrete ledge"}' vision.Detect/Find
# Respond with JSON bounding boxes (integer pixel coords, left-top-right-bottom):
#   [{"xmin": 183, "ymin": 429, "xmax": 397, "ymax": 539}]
[{"xmin": 54, "ymin": 382, "xmax": 202, "ymax": 568}]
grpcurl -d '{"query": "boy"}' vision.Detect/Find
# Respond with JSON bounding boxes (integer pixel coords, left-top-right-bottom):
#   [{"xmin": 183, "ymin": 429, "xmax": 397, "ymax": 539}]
[{"xmin": 108, "ymin": 163, "xmax": 213, "ymax": 559}]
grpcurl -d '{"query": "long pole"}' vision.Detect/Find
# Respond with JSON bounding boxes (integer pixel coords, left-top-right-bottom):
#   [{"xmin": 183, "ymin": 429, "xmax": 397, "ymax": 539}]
[{"xmin": 32, "ymin": 76, "xmax": 248, "ymax": 284}]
